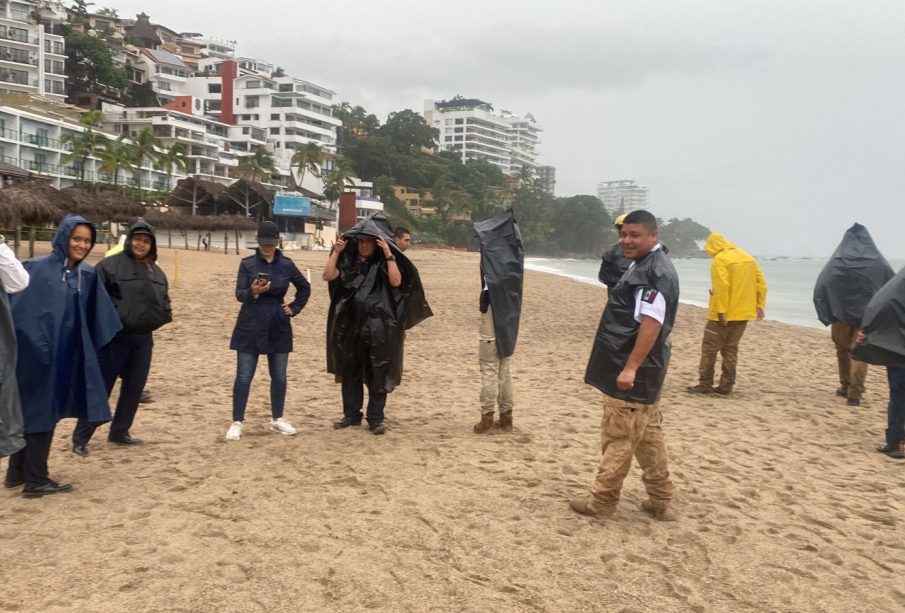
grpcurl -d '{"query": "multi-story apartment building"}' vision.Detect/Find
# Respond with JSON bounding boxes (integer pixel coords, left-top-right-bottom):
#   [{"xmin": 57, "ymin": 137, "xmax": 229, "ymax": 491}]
[
  {"xmin": 596, "ymin": 179, "xmax": 649, "ymax": 215},
  {"xmin": 135, "ymin": 48, "xmax": 191, "ymax": 106},
  {"xmin": 423, "ymin": 97, "xmax": 542, "ymax": 175},
  {"xmin": 536, "ymin": 165, "xmax": 556, "ymax": 196},
  {"xmin": 102, "ymin": 100, "xmax": 238, "ymax": 188},
  {"xmin": 182, "ymin": 58, "xmax": 341, "ymax": 180},
  {"xmin": 0, "ymin": 95, "xmax": 169, "ymax": 190},
  {"xmin": 0, "ymin": 0, "xmax": 67, "ymax": 101}
]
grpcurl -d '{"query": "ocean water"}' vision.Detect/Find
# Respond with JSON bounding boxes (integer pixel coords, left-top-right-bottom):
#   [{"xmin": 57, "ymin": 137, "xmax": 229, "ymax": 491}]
[{"xmin": 525, "ymin": 256, "xmax": 905, "ymax": 329}]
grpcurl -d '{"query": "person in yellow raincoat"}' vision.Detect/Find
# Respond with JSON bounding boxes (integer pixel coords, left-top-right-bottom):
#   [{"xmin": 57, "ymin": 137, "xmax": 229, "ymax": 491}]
[{"xmin": 688, "ymin": 232, "xmax": 767, "ymax": 395}]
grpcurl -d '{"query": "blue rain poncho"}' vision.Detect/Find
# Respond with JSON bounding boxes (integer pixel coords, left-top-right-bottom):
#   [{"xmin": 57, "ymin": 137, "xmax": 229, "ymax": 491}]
[{"xmin": 10, "ymin": 215, "xmax": 122, "ymax": 433}]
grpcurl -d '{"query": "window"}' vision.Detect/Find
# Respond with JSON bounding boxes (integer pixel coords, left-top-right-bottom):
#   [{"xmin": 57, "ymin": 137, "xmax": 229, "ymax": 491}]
[
  {"xmin": 445, "ymin": 136, "xmax": 452, "ymax": 142},
  {"xmin": 454, "ymin": 127, "xmax": 463, "ymax": 133},
  {"xmin": 208, "ymin": 83, "xmax": 222, "ymax": 93},
  {"xmin": 445, "ymin": 119, "xmax": 453, "ymax": 125},
  {"xmin": 455, "ymin": 118, "xmax": 463, "ymax": 125},
  {"xmin": 270, "ymin": 127, "xmax": 280, "ymax": 134},
  {"xmin": 246, "ymin": 80, "xmax": 260, "ymax": 89},
  {"xmin": 279, "ymin": 83, "xmax": 293, "ymax": 92},
  {"xmin": 244, "ymin": 96, "xmax": 259, "ymax": 108},
  {"xmin": 271, "ymin": 114, "xmax": 279, "ymax": 120}
]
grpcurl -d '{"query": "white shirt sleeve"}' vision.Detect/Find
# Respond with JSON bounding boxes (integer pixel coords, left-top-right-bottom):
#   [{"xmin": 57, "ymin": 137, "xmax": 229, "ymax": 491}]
[
  {"xmin": 0, "ymin": 242, "xmax": 29, "ymax": 293},
  {"xmin": 634, "ymin": 287, "xmax": 666, "ymax": 324}
]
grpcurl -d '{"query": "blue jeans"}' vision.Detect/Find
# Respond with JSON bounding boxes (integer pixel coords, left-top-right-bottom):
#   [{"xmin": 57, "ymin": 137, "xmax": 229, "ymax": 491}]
[
  {"xmin": 886, "ymin": 366, "xmax": 905, "ymax": 446},
  {"xmin": 232, "ymin": 352, "xmax": 288, "ymax": 422}
]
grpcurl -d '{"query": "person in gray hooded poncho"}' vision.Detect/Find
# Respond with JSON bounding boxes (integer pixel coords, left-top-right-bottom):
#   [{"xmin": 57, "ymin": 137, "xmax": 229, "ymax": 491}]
[{"xmin": 0, "ymin": 233, "xmax": 29, "ymax": 458}]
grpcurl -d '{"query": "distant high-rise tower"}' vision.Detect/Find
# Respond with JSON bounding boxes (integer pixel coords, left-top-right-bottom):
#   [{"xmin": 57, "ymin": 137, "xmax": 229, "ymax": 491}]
[
  {"xmin": 596, "ymin": 180, "xmax": 649, "ymax": 215},
  {"xmin": 536, "ymin": 165, "xmax": 556, "ymax": 196}
]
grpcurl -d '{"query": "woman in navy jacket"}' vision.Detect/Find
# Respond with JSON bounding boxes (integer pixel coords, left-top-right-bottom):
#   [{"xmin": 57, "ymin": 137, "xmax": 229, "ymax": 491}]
[{"xmin": 226, "ymin": 222, "xmax": 310, "ymax": 440}]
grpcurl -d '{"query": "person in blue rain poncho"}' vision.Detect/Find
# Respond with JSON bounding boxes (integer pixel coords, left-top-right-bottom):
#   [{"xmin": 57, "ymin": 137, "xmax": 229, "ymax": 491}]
[{"xmin": 4, "ymin": 215, "xmax": 121, "ymax": 498}]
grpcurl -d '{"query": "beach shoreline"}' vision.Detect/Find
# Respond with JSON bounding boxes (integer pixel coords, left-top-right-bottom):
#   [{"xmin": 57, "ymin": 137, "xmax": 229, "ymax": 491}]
[{"xmin": 1, "ymin": 245, "xmax": 902, "ymax": 612}]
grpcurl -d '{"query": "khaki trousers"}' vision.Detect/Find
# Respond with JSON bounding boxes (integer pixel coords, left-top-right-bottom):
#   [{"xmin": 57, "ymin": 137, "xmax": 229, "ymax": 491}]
[
  {"xmin": 698, "ymin": 320, "xmax": 748, "ymax": 390},
  {"xmin": 591, "ymin": 394, "xmax": 673, "ymax": 509},
  {"xmin": 831, "ymin": 322, "xmax": 868, "ymax": 399},
  {"xmin": 479, "ymin": 307, "xmax": 513, "ymax": 415}
]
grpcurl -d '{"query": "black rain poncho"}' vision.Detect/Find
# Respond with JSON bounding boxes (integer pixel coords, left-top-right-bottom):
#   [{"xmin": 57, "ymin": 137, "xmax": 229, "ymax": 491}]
[
  {"xmin": 813, "ymin": 223, "xmax": 894, "ymax": 326},
  {"xmin": 326, "ymin": 213, "xmax": 432, "ymax": 393},
  {"xmin": 475, "ymin": 209, "xmax": 524, "ymax": 359},
  {"xmin": 852, "ymin": 265, "xmax": 905, "ymax": 368}
]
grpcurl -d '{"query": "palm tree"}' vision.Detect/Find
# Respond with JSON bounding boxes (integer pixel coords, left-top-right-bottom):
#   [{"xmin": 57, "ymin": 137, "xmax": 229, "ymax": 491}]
[
  {"xmin": 155, "ymin": 142, "xmax": 190, "ymax": 193},
  {"xmin": 290, "ymin": 142, "xmax": 323, "ymax": 189},
  {"xmin": 61, "ymin": 110, "xmax": 108, "ymax": 183},
  {"xmin": 322, "ymin": 156, "xmax": 356, "ymax": 209},
  {"xmin": 237, "ymin": 145, "xmax": 276, "ymax": 183},
  {"xmin": 99, "ymin": 134, "xmax": 137, "ymax": 189}
]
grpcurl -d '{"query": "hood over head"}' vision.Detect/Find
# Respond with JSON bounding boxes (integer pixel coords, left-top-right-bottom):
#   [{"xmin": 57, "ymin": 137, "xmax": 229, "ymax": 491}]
[
  {"xmin": 125, "ymin": 218, "xmax": 158, "ymax": 262},
  {"xmin": 704, "ymin": 232, "xmax": 736, "ymax": 257},
  {"xmin": 342, "ymin": 212, "xmax": 399, "ymax": 254},
  {"xmin": 53, "ymin": 214, "xmax": 96, "ymax": 265}
]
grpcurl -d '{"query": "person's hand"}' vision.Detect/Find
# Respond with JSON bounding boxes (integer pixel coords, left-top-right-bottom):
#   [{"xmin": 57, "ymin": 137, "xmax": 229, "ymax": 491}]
[
  {"xmin": 376, "ymin": 237, "xmax": 392, "ymax": 258},
  {"xmin": 250, "ymin": 278, "xmax": 270, "ymax": 295},
  {"xmin": 718, "ymin": 313, "xmax": 727, "ymax": 326},
  {"xmin": 333, "ymin": 236, "xmax": 347, "ymax": 253},
  {"xmin": 283, "ymin": 305, "xmax": 293, "ymax": 316},
  {"xmin": 756, "ymin": 308, "xmax": 765, "ymax": 320},
  {"xmin": 616, "ymin": 367, "xmax": 636, "ymax": 391},
  {"xmin": 857, "ymin": 331, "xmax": 866, "ymax": 344}
]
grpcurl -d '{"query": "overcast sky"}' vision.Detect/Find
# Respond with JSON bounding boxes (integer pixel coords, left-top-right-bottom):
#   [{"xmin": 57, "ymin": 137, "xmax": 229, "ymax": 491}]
[{"xmin": 108, "ymin": 0, "xmax": 905, "ymax": 257}]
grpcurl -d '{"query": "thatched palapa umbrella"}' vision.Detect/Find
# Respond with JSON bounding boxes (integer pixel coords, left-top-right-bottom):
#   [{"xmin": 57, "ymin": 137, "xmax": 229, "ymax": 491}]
[{"xmin": 0, "ymin": 179, "xmax": 71, "ymax": 258}]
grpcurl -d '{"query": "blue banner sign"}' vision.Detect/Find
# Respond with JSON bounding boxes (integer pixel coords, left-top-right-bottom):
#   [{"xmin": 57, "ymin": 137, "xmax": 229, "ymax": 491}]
[{"xmin": 274, "ymin": 194, "xmax": 312, "ymax": 217}]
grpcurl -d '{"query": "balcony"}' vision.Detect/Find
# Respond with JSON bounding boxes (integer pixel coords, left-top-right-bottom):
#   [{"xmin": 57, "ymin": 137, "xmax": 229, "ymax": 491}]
[
  {"xmin": 21, "ymin": 133, "xmax": 61, "ymax": 149},
  {"xmin": 0, "ymin": 51, "xmax": 36, "ymax": 66},
  {"xmin": 0, "ymin": 31, "xmax": 37, "ymax": 46}
]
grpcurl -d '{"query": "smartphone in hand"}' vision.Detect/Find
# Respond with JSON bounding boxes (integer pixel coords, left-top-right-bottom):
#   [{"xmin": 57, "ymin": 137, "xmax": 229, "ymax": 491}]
[{"xmin": 255, "ymin": 272, "xmax": 271, "ymax": 283}]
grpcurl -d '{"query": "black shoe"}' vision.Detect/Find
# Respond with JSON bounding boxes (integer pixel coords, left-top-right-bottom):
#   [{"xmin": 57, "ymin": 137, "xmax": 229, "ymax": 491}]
[
  {"xmin": 847, "ymin": 397, "xmax": 860, "ymax": 407},
  {"xmin": 139, "ymin": 389, "xmax": 153, "ymax": 404},
  {"xmin": 4, "ymin": 478, "xmax": 24, "ymax": 488},
  {"xmin": 369, "ymin": 423, "xmax": 386, "ymax": 435},
  {"xmin": 333, "ymin": 416, "xmax": 362, "ymax": 429},
  {"xmin": 835, "ymin": 387, "xmax": 847, "ymax": 397},
  {"xmin": 23, "ymin": 480, "xmax": 73, "ymax": 499},
  {"xmin": 72, "ymin": 444, "xmax": 89, "ymax": 457},
  {"xmin": 876, "ymin": 443, "xmax": 905, "ymax": 459},
  {"xmin": 108, "ymin": 434, "xmax": 143, "ymax": 446}
]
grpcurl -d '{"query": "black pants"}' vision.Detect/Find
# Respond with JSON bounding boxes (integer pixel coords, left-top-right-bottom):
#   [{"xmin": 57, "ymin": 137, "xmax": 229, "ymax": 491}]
[
  {"xmin": 6, "ymin": 429, "xmax": 55, "ymax": 487},
  {"xmin": 341, "ymin": 379, "xmax": 387, "ymax": 425},
  {"xmin": 72, "ymin": 333, "xmax": 153, "ymax": 446}
]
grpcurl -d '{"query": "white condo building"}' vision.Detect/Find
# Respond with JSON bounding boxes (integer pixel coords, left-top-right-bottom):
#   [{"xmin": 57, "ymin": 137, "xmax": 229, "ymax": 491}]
[
  {"xmin": 0, "ymin": 0, "xmax": 67, "ymax": 101},
  {"xmin": 424, "ymin": 97, "xmax": 541, "ymax": 175},
  {"xmin": 596, "ymin": 180, "xmax": 649, "ymax": 215}
]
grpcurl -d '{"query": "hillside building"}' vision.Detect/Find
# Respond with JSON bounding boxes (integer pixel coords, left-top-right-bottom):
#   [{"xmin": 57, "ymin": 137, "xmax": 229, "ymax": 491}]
[{"xmin": 596, "ymin": 179, "xmax": 649, "ymax": 215}]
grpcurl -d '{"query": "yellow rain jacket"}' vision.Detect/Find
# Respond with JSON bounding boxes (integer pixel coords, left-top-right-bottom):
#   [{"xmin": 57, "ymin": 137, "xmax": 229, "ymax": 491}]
[{"xmin": 705, "ymin": 232, "xmax": 767, "ymax": 321}]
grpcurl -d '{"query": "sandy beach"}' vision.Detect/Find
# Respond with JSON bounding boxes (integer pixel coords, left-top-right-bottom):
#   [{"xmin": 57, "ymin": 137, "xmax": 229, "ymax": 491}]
[{"xmin": 1, "ymin": 244, "xmax": 903, "ymax": 613}]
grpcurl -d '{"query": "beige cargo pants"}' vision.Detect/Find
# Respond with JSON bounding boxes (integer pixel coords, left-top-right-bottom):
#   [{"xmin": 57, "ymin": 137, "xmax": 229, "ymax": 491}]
[
  {"xmin": 591, "ymin": 394, "xmax": 674, "ymax": 510},
  {"xmin": 479, "ymin": 306, "xmax": 513, "ymax": 415},
  {"xmin": 698, "ymin": 319, "xmax": 748, "ymax": 391},
  {"xmin": 831, "ymin": 322, "xmax": 868, "ymax": 400}
]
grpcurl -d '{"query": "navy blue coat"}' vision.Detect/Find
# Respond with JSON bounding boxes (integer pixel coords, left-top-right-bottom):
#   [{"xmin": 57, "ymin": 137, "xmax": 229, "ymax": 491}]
[
  {"xmin": 230, "ymin": 249, "xmax": 311, "ymax": 354},
  {"xmin": 10, "ymin": 215, "xmax": 122, "ymax": 433}
]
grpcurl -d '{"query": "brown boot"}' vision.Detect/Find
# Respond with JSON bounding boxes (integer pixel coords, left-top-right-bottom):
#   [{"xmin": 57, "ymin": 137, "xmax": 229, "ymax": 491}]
[
  {"xmin": 496, "ymin": 411, "xmax": 513, "ymax": 432},
  {"xmin": 641, "ymin": 500, "xmax": 678, "ymax": 521},
  {"xmin": 473, "ymin": 412, "xmax": 495, "ymax": 434},
  {"xmin": 570, "ymin": 497, "xmax": 616, "ymax": 519}
]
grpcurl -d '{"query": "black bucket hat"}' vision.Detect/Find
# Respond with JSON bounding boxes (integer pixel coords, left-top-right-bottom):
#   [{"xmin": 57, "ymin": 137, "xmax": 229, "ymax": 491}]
[{"xmin": 257, "ymin": 221, "xmax": 280, "ymax": 246}]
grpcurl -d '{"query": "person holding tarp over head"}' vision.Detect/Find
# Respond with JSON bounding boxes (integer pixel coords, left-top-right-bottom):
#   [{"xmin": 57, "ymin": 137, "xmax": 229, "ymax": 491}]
[
  {"xmin": 0, "ymin": 233, "xmax": 29, "ymax": 460},
  {"xmin": 814, "ymin": 223, "xmax": 894, "ymax": 407},
  {"xmin": 473, "ymin": 209, "xmax": 524, "ymax": 434},
  {"xmin": 853, "ymin": 264, "xmax": 905, "ymax": 459},
  {"xmin": 5, "ymin": 215, "xmax": 121, "ymax": 498},
  {"xmin": 323, "ymin": 212, "xmax": 432, "ymax": 435}
]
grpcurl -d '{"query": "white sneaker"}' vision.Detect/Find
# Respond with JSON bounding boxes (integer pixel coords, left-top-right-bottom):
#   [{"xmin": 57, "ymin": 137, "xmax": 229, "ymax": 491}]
[
  {"xmin": 225, "ymin": 421, "xmax": 243, "ymax": 441},
  {"xmin": 270, "ymin": 417, "xmax": 297, "ymax": 436}
]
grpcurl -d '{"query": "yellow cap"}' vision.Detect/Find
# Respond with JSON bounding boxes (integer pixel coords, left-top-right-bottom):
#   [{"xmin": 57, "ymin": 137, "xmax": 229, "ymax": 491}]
[{"xmin": 614, "ymin": 213, "xmax": 628, "ymax": 227}]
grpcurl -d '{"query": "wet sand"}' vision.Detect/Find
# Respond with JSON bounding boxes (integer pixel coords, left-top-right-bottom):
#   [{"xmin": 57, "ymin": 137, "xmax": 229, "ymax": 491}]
[{"xmin": 1, "ymin": 244, "xmax": 903, "ymax": 612}]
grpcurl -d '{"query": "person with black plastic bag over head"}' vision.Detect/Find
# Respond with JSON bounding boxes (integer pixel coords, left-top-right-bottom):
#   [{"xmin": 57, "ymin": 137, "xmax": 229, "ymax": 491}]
[
  {"xmin": 323, "ymin": 213, "xmax": 432, "ymax": 435},
  {"xmin": 226, "ymin": 221, "xmax": 311, "ymax": 441},
  {"xmin": 5, "ymin": 215, "xmax": 121, "ymax": 498},
  {"xmin": 853, "ymin": 264, "xmax": 905, "ymax": 459},
  {"xmin": 71, "ymin": 219, "xmax": 172, "ymax": 455},
  {"xmin": 813, "ymin": 223, "xmax": 894, "ymax": 407},
  {"xmin": 473, "ymin": 209, "xmax": 524, "ymax": 434}
]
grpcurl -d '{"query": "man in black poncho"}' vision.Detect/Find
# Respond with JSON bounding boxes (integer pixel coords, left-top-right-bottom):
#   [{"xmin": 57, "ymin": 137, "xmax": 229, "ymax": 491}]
[
  {"xmin": 813, "ymin": 224, "xmax": 894, "ymax": 407},
  {"xmin": 853, "ymin": 265, "xmax": 905, "ymax": 459},
  {"xmin": 323, "ymin": 213, "xmax": 432, "ymax": 435},
  {"xmin": 572, "ymin": 210, "xmax": 679, "ymax": 521}
]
